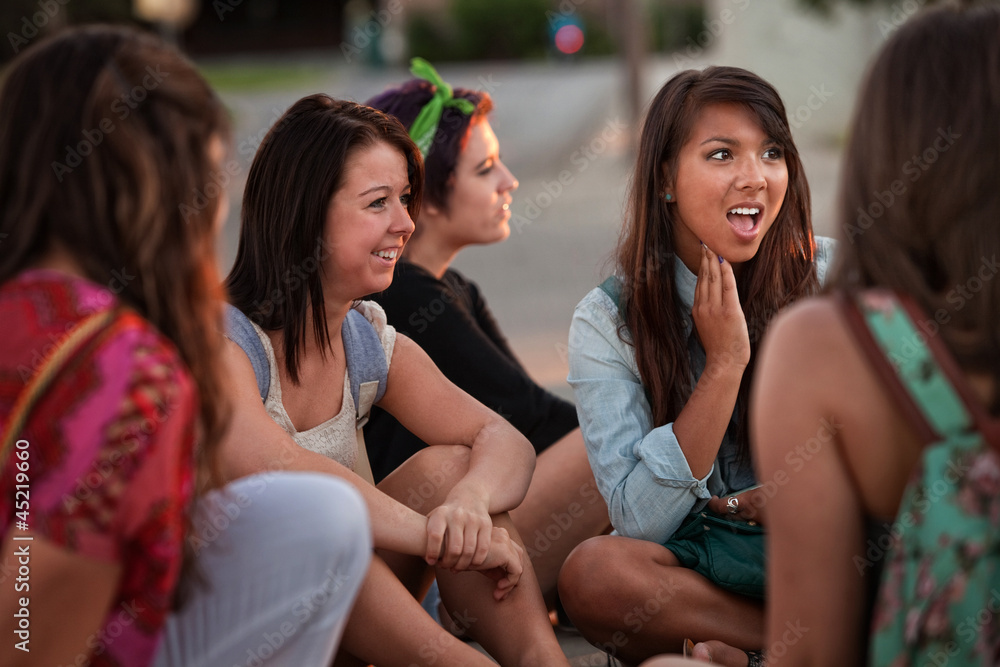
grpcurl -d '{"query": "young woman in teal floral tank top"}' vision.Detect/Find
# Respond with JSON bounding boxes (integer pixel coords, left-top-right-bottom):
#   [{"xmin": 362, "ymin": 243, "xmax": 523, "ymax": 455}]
[{"xmin": 750, "ymin": 4, "xmax": 1000, "ymax": 666}]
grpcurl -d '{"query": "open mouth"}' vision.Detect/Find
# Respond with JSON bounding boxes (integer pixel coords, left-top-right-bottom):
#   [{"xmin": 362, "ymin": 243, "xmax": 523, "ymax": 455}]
[
  {"xmin": 372, "ymin": 248, "xmax": 400, "ymax": 265},
  {"xmin": 726, "ymin": 206, "xmax": 761, "ymax": 240}
]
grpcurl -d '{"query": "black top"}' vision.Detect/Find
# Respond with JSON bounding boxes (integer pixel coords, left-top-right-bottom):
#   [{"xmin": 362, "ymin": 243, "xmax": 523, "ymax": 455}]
[{"xmin": 364, "ymin": 260, "xmax": 579, "ymax": 482}]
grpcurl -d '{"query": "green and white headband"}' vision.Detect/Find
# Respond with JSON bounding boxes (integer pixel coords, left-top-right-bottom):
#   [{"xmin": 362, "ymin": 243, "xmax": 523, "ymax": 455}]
[{"xmin": 407, "ymin": 57, "xmax": 476, "ymax": 158}]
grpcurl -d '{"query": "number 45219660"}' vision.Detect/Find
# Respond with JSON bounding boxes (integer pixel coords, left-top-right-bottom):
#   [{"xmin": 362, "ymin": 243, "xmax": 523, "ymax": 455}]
[{"xmin": 14, "ymin": 440, "xmax": 30, "ymax": 527}]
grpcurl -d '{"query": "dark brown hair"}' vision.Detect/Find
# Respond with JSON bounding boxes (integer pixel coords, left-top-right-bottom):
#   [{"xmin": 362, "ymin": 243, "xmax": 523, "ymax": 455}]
[
  {"xmin": 0, "ymin": 25, "xmax": 230, "ymax": 485},
  {"xmin": 226, "ymin": 95, "xmax": 423, "ymax": 383},
  {"xmin": 616, "ymin": 66, "xmax": 818, "ymax": 456},
  {"xmin": 834, "ymin": 2, "xmax": 1000, "ymax": 414},
  {"xmin": 366, "ymin": 79, "xmax": 492, "ymax": 213}
]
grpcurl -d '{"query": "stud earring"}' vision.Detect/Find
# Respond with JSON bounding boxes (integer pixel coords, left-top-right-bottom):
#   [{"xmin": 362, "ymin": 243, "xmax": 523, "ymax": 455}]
[{"xmin": 664, "ymin": 193, "xmax": 673, "ymax": 202}]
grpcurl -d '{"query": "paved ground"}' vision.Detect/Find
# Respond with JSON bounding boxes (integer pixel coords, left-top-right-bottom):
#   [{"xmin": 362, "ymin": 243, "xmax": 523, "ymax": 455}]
[{"xmin": 208, "ymin": 53, "xmax": 845, "ymax": 663}]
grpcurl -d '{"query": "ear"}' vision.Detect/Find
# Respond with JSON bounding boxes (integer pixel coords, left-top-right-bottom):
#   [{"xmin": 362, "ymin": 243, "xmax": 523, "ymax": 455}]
[{"xmin": 660, "ymin": 160, "xmax": 675, "ymax": 194}]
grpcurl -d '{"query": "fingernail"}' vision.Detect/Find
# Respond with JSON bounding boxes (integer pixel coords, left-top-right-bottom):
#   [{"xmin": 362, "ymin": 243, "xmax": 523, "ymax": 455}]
[{"xmin": 718, "ymin": 256, "xmax": 724, "ymax": 264}]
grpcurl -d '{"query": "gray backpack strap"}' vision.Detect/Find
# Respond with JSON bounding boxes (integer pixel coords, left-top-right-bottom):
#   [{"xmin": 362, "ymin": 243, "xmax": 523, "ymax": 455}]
[
  {"xmin": 342, "ymin": 308, "xmax": 388, "ymax": 486},
  {"xmin": 598, "ymin": 275, "xmax": 622, "ymax": 309},
  {"xmin": 342, "ymin": 308, "xmax": 389, "ymax": 428},
  {"xmin": 224, "ymin": 304, "xmax": 269, "ymax": 401}
]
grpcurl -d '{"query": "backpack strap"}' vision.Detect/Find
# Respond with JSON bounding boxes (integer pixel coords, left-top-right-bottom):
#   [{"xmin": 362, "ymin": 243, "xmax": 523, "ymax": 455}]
[
  {"xmin": 342, "ymin": 308, "xmax": 388, "ymax": 428},
  {"xmin": 837, "ymin": 290, "xmax": 999, "ymax": 451},
  {"xmin": 224, "ymin": 305, "xmax": 390, "ymax": 421},
  {"xmin": 224, "ymin": 304, "xmax": 388, "ymax": 485},
  {"xmin": 342, "ymin": 308, "xmax": 388, "ymax": 486},
  {"xmin": 598, "ymin": 275, "xmax": 622, "ymax": 309},
  {"xmin": 224, "ymin": 304, "xmax": 269, "ymax": 401}
]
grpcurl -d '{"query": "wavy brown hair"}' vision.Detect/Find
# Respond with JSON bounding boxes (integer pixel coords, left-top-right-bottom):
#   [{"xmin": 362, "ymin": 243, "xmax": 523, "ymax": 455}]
[
  {"xmin": 834, "ymin": 2, "xmax": 1000, "ymax": 414},
  {"xmin": 226, "ymin": 95, "xmax": 423, "ymax": 383},
  {"xmin": 0, "ymin": 26, "xmax": 230, "ymax": 504},
  {"xmin": 616, "ymin": 66, "xmax": 819, "ymax": 457}
]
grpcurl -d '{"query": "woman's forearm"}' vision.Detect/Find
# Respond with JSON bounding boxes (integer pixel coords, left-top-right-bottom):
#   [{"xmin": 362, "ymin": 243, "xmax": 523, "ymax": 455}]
[
  {"xmin": 223, "ymin": 433, "xmax": 431, "ymax": 557},
  {"xmin": 458, "ymin": 419, "xmax": 536, "ymax": 514},
  {"xmin": 673, "ymin": 359, "xmax": 745, "ymax": 478}
]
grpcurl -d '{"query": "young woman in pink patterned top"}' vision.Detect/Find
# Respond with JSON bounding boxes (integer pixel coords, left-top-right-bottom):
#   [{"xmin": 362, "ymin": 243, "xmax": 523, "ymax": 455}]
[{"xmin": 0, "ymin": 26, "xmax": 371, "ymax": 667}]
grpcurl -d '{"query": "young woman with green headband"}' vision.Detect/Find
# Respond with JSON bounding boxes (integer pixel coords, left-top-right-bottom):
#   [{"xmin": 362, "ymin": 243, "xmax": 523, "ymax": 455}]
[{"xmin": 364, "ymin": 59, "xmax": 611, "ymax": 614}]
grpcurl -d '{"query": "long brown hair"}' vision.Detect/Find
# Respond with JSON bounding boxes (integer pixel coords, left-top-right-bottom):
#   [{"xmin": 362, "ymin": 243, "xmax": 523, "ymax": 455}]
[
  {"xmin": 0, "ymin": 25, "xmax": 230, "ymax": 486},
  {"xmin": 834, "ymin": 2, "xmax": 1000, "ymax": 414},
  {"xmin": 616, "ymin": 66, "xmax": 818, "ymax": 456},
  {"xmin": 226, "ymin": 95, "xmax": 423, "ymax": 383}
]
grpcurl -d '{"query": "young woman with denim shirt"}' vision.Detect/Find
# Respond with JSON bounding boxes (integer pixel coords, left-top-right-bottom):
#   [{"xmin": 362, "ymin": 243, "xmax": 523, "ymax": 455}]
[{"xmin": 558, "ymin": 67, "xmax": 835, "ymax": 667}]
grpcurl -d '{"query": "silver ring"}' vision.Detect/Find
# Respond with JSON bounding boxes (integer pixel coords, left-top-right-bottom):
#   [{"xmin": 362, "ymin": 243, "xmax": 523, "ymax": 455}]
[{"xmin": 727, "ymin": 496, "xmax": 739, "ymax": 514}]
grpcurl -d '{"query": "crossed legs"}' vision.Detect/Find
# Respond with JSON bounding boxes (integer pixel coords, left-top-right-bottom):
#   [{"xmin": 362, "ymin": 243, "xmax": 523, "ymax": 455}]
[
  {"xmin": 334, "ymin": 445, "xmax": 570, "ymax": 667},
  {"xmin": 558, "ymin": 535, "xmax": 763, "ymax": 666}
]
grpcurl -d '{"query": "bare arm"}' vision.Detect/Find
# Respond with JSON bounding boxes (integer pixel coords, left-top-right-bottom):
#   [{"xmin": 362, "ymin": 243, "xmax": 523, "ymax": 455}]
[
  {"xmin": 752, "ymin": 300, "xmax": 868, "ymax": 666},
  {"xmin": 378, "ymin": 334, "xmax": 536, "ymax": 516},
  {"xmin": 218, "ymin": 339, "xmax": 429, "ymax": 557},
  {"xmin": 675, "ymin": 245, "xmax": 750, "ymax": 478},
  {"xmin": 1, "ymin": 533, "xmax": 119, "ymax": 667}
]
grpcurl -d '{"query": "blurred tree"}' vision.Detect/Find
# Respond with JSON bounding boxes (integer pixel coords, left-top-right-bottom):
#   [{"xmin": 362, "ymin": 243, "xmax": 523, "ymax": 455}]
[{"xmin": 452, "ymin": 0, "xmax": 550, "ymax": 60}]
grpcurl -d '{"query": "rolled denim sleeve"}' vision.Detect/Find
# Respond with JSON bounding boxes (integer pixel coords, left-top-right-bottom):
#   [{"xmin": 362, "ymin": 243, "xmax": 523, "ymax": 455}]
[{"xmin": 568, "ymin": 288, "xmax": 713, "ymax": 544}]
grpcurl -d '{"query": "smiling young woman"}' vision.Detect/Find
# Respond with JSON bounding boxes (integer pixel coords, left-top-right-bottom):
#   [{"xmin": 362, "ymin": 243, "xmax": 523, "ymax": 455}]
[
  {"xmin": 558, "ymin": 66, "xmax": 836, "ymax": 667},
  {"xmin": 222, "ymin": 94, "xmax": 572, "ymax": 667}
]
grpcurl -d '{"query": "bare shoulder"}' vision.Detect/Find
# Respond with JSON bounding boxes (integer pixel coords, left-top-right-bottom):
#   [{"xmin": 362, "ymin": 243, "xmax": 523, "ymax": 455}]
[
  {"xmin": 760, "ymin": 294, "xmax": 923, "ymax": 518},
  {"xmin": 761, "ymin": 295, "xmax": 857, "ymax": 384},
  {"xmin": 767, "ymin": 295, "xmax": 849, "ymax": 348}
]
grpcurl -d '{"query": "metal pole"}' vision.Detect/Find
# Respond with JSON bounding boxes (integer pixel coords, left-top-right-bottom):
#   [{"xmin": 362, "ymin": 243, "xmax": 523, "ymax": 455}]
[{"xmin": 619, "ymin": 0, "xmax": 645, "ymax": 151}]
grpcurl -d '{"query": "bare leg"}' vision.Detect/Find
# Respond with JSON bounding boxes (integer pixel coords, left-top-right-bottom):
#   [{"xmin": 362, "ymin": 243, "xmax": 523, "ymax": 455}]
[
  {"xmin": 558, "ymin": 535, "xmax": 763, "ymax": 665},
  {"xmin": 333, "ymin": 555, "xmax": 493, "ymax": 667},
  {"xmin": 510, "ymin": 428, "xmax": 610, "ymax": 605},
  {"xmin": 435, "ymin": 513, "xmax": 568, "ymax": 666},
  {"xmin": 377, "ymin": 445, "xmax": 571, "ymax": 667}
]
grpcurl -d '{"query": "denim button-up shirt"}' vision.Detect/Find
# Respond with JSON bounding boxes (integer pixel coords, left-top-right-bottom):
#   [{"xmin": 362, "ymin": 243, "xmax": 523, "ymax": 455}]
[{"xmin": 567, "ymin": 237, "xmax": 836, "ymax": 543}]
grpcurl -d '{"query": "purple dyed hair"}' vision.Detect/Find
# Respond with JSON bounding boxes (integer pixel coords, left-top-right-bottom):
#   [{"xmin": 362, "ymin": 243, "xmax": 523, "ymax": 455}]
[{"xmin": 367, "ymin": 79, "xmax": 492, "ymax": 212}]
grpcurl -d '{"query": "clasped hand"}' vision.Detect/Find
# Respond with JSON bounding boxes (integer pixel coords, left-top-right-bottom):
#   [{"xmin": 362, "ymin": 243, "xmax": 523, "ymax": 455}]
[{"xmin": 424, "ymin": 485, "xmax": 523, "ymax": 600}]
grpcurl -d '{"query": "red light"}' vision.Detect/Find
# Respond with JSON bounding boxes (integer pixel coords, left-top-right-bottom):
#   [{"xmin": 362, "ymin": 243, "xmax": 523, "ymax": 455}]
[{"xmin": 555, "ymin": 25, "xmax": 584, "ymax": 55}]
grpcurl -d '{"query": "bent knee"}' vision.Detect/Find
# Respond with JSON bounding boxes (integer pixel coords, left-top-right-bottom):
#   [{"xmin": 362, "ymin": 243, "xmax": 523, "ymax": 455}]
[
  {"xmin": 558, "ymin": 536, "xmax": 617, "ymax": 607},
  {"xmin": 381, "ymin": 445, "xmax": 471, "ymax": 510}
]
